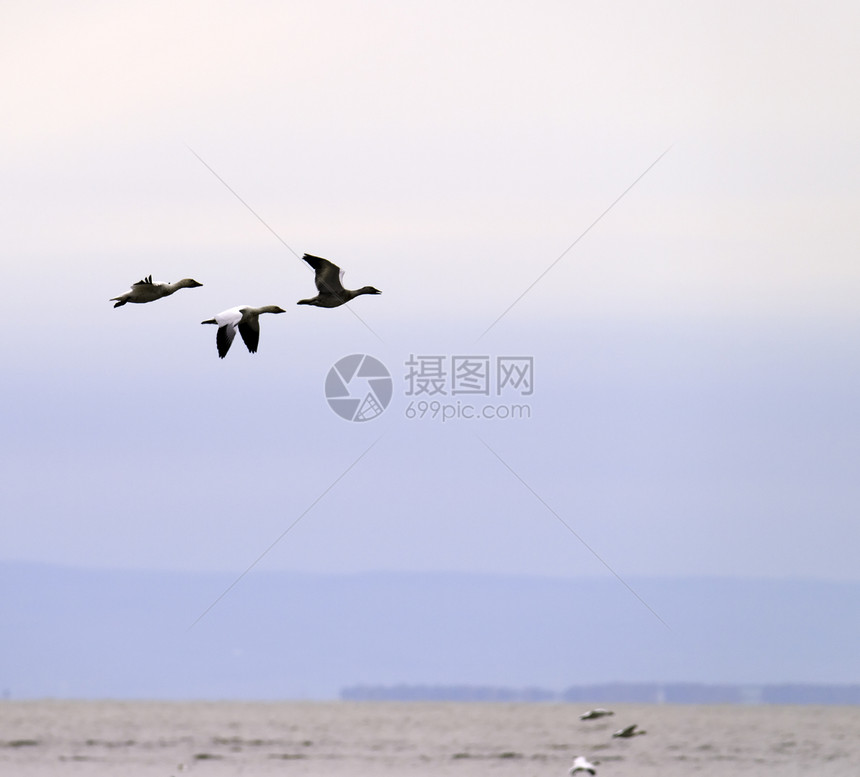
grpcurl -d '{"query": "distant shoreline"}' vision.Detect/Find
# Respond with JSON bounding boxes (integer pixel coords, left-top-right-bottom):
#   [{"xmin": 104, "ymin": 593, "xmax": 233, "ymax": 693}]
[{"xmin": 341, "ymin": 683, "xmax": 860, "ymax": 705}]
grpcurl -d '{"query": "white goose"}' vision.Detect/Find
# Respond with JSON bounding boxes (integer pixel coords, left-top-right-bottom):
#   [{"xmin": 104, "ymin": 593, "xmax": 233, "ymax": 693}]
[
  {"xmin": 569, "ymin": 755, "xmax": 598, "ymax": 775},
  {"xmin": 111, "ymin": 275, "xmax": 202, "ymax": 307},
  {"xmin": 201, "ymin": 305, "xmax": 286, "ymax": 358},
  {"xmin": 579, "ymin": 708, "xmax": 614, "ymax": 720}
]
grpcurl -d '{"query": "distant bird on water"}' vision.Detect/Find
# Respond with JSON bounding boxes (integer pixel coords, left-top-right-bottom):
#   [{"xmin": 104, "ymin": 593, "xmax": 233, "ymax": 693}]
[
  {"xmin": 201, "ymin": 305, "xmax": 285, "ymax": 358},
  {"xmin": 297, "ymin": 254, "xmax": 381, "ymax": 308},
  {"xmin": 110, "ymin": 275, "xmax": 202, "ymax": 307},
  {"xmin": 569, "ymin": 755, "xmax": 598, "ymax": 775},
  {"xmin": 579, "ymin": 708, "xmax": 614, "ymax": 720},
  {"xmin": 612, "ymin": 724, "xmax": 646, "ymax": 738}
]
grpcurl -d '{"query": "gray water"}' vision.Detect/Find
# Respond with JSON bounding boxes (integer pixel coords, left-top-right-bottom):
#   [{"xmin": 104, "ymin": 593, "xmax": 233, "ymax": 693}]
[{"xmin": 1, "ymin": 700, "xmax": 858, "ymax": 776}]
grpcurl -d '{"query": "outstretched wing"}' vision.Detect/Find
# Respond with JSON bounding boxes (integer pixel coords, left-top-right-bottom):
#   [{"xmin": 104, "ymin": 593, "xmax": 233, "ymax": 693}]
[
  {"xmin": 302, "ymin": 254, "xmax": 345, "ymax": 294},
  {"xmin": 132, "ymin": 275, "xmax": 154, "ymax": 286},
  {"xmin": 238, "ymin": 319, "xmax": 260, "ymax": 354},
  {"xmin": 216, "ymin": 323, "xmax": 237, "ymax": 358}
]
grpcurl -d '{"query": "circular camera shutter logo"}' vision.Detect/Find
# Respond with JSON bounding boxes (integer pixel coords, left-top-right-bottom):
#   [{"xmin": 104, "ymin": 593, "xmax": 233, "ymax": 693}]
[{"xmin": 325, "ymin": 354, "xmax": 393, "ymax": 421}]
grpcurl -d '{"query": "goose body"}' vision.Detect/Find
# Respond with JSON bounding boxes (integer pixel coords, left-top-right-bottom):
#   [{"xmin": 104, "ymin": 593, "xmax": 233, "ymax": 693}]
[
  {"xmin": 111, "ymin": 275, "xmax": 202, "ymax": 307},
  {"xmin": 297, "ymin": 254, "xmax": 381, "ymax": 308},
  {"xmin": 579, "ymin": 708, "xmax": 614, "ymax": 721},
  {"xmin": 569, "ymin": 755, "xmax": 597, "ymax": 775},
  {"xmin": 201, "ymin": 305, "xmax": 285, "ymax": 358},
  {"xmin": 612, "ymin": 724, "xmax": 646, "ymax": 738}
]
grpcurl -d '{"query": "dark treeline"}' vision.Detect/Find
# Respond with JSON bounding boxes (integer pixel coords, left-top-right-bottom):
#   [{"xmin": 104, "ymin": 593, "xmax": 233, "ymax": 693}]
[{"xmin": 341, "ymin": 683, "xmax": 860, "ymax": 705}]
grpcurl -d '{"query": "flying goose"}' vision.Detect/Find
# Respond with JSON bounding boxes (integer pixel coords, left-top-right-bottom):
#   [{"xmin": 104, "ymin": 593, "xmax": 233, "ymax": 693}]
[
  {"xmin": 111, "ymin": 275, "xmax": 202, "ymax": 307},
  {"xmin": 579, "ymin": 708, "xmax": 614, "ymax": 721},
  {"xmin": 569, "ymin": 755, "xmax": 598, "ymax": 775},
  {"xmin": 201, "ymin": 305, "xmax": 285, "ymax": 358},
  {"xmin": 297, "ymin": 254, "xmax": 381, "ymax": 308},
  {"xmin": 612, "ymin": 724, "xmax": 646, "ymax": 738}
]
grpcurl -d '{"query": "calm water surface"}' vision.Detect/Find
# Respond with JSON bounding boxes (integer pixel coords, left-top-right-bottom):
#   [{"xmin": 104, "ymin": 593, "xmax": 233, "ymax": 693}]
[{"xmin": 1, "ymin": 700, "xmax": 858, "ymax": 776}]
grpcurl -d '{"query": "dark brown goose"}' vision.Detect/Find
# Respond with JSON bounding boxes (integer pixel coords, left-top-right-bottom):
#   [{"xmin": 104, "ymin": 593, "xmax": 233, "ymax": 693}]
[{"xmin": 297, "ymin": 254, "xmax": 380, "ymax": 308}]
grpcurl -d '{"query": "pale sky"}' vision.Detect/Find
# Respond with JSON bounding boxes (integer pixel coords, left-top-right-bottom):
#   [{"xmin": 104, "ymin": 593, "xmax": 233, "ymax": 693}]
[{"xmin": 2, "ymin": 1, "xmax": 860, "ymax": 591}]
